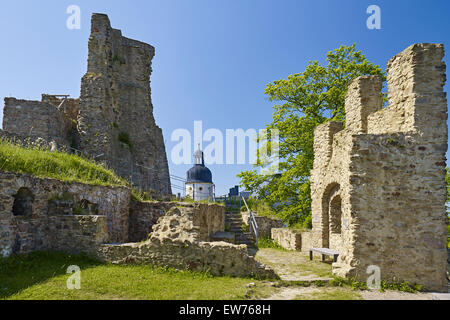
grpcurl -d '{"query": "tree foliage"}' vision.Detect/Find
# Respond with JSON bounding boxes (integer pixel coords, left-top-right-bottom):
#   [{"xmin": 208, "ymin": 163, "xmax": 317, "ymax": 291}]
[{"xmin": 238, "ymin": 44, "xmax": 385, "ymax": 226}]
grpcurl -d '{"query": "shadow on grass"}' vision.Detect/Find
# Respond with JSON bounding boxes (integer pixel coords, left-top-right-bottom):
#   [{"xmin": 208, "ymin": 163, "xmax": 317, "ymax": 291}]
[{"xmin": 0, "ymin": 251, "xmax": 102, "ymax": 299}]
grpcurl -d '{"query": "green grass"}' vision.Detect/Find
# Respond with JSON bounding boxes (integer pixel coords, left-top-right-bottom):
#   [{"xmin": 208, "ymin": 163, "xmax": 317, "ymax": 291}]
[
  {"xmin": 288, "ymin": 260, "xmax": 333, "ymax": 279},
  {"xmin": 257, "ymin": 238, "xmax": 286, "ymax": 251},
  {"xmin": 0, "ymin": 139, "xmax": 127, "ymax": 187},
  {"xmin": 330, "ymin": 276, "xmax": 423, "ymax": 293},
  {"xmin": 255, "ymin": 248, "xmax": 333, "ymax": 280},
  {"xmin": 0, "ymin": 252, "xmax": 271, "ymax": 300}
]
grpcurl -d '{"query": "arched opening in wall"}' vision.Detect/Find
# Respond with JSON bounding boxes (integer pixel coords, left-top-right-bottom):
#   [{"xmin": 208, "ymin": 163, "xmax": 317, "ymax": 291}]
[
  {"xmin": 329, "ymin": 195, "xmax": 342, "ymax": 234},
  {"xmin": 74, "ymin": 199, "xmax": 99, "ymax": 215},
  {"xmin": 12, "ymin": 188, "xmax": 34, "ymax": 217},
  {"xmin": 321, "ymin": 183, "xmax": 340, "ymax": 248}
]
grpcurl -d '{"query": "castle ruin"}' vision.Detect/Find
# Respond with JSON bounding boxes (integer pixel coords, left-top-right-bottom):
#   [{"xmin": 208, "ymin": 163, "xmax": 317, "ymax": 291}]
[
  {"xmin": 0, "ymin": 13, "xmax": 274, "ymax": 280},
  {"xmin": 308, "ymin": 43, "xmax": 448, "ymax": 292},
  {"xmin": 0, "ymin": 13, "xmax": 448, "ymax": 290},
  {"xmin": 1, "ymin": 14, "xmax": 171, "ymax": 195}
]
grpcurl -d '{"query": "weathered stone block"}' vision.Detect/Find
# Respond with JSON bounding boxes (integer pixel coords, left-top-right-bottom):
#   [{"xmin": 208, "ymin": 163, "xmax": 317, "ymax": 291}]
[{"xmin": 271, "ymin": 228, "xmax": 302, "ymax": 251}]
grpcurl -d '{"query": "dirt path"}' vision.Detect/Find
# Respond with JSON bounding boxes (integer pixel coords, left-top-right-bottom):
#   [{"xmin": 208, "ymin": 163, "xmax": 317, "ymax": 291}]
[
  {"xmin": 255, "ymin": 248, "xmax": 333, "ymax": 281},
  {"xmin": 255, "ymin": 248, "xmax": 434, "ymax": 300}
]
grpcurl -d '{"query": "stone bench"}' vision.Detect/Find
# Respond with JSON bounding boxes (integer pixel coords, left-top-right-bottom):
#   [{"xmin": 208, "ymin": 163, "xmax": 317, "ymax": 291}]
[{"xmin": 309, "ymin": 248, "xmax": 339, "ymax": 263}]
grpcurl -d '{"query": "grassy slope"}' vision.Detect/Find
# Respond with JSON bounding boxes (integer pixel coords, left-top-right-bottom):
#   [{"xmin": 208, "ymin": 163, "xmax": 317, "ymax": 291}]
[
  {"xmin": 0, "ymin": 140, "xmax": 127, "ymax": 187},
  {"xmin": 0, "ymin": 252, "xmax": 273, "ymax": 300}
]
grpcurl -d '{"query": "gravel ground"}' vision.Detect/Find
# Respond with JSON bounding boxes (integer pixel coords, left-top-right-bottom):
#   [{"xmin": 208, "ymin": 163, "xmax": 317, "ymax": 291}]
[{"xmin": 255, "ymin": 248, "xmax": 440, "ymax": 300}]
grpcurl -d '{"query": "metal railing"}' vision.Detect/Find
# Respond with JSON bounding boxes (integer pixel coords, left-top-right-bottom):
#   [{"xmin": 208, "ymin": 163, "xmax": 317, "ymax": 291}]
[{"xmin": 242, "ymin": 196, "xmax": 258, "ymax": 240}]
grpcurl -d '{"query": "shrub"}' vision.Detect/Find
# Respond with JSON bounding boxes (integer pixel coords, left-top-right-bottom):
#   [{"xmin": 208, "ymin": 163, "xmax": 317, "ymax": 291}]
[
  {"xmin": 242, "ymin": 197, "xmax": 277, "ymax": 219},
  {"xmin": 257, "ymin": 237, "xmax": 285, "ymax": 250},
  {"xmin": 118, "ymin": 132, "xmax": 132, "ymax": 148}
]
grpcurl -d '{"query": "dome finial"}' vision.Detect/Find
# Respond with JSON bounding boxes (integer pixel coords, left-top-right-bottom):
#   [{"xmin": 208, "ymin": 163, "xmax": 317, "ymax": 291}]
[{"xmin": 194, "ymin": 144, "xmax": 204, "ymax": 165}]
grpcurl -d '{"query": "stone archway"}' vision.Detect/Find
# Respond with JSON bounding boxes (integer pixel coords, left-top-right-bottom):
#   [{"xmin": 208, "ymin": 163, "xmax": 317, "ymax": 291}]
[
  {"xmin": 328, "ymin": 194, "xmax": 343, "ymax": 250},
  {"xmin": 329, "ymin": 195, "xmax": 342, "ymax": 235},
  {"xmin": 321, "ymin": 183, "xmax": 340, "ymax": 248},
  {"xmin": 12, "ymin": 187, "xmax": 34, "ymax": 217}
]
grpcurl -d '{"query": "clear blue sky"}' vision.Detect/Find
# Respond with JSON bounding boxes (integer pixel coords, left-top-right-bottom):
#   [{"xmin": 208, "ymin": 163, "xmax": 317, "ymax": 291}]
[{"xmin": 0, "ymin": 0, "xmax": 449, "ymax": 195}]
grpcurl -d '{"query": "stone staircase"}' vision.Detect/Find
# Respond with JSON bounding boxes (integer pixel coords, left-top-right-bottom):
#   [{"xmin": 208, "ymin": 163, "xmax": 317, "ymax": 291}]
[{"xmin": 225, "ymin": 206, "xmax": 256, "ymax": 253}]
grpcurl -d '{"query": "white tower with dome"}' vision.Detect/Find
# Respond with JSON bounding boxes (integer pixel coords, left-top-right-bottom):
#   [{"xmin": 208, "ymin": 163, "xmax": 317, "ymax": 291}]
[{"xmin": 185, "ymin": 145, "xmax": 215, "ymax": 201}]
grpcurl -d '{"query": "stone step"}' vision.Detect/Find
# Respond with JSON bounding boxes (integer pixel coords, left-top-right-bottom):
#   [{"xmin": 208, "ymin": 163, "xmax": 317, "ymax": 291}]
[
  {"xmin": 227, "ymin": 221, "xmax": 244, "ymax": 225},
  {"xmin": 237, "ymin": 239, "xmax": 255, "ymax": 244},
  {"xmin": 228, "ymin": 221, "xmax": 244, "ymax": 225},
  {"xmin": 236, "ymin": 237, "xmax": 255, "ymax": 242},
  {"xmin": 227, "ymin": 223, "xmax": 244, "ymax": 227},
  {"xmin": 225, "ymin": 215, "xmax": 243, "ymax": 220},
  {"xmin": 238, "ymin": 233, "xmax": 255, "ymax": 237},
  {"xmin": 225, "ymin": 219, "xmax": 243, "ymax": 223},
  {"xmin": 226, "ymin": 223, "xmax": 244, "ymax": 227},
  {"xmin": 225, "ymin": 217, "xmax": 243, "ymax": 221},
  {"xmin": 237, "ymin": 236, "xmax": 255, "ymax": 241}
]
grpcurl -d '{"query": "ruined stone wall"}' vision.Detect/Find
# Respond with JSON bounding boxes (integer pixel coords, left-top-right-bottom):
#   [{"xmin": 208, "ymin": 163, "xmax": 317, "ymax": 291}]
[
  {"xmin": 128, "ymin": 200, "xmax": 167, "ymax": 242},
  {"xmin": 42, "ymin": 95, "xmax": 80, "ymax": 150},
  {"xmin": 271, "ymin": 228, "xmax": 302, "ymax": 251},
  {"xmin": 12, "ymin": 215, "xmax": 109, "ymax": 256},
  {"xmin": 310, "ymin": 43, "xmax": 448, "ymax": 292},
  {"xmin": 310, "ymin": 124, "xmax": 353, "ymax": 251},
  {"xmin": 0, "ymin": 129, "xmax": 52, "ymax": 149},
  {"xmin": 3, "ymin": 98, "xmax": 65, "ymax": 146},
  {"xmin": 0, "ymin": 171, "xmax": 272, "ymax": 279},
  {"xmin": 96, "ymin": 240, "xmax": 275, "ymax": 279},
  {"xmin": 242, "ymin": 212, "xmax": 284, "ymax": 239},
  {"xmin": 78, "ymin": 14, "xmax": 171, "ymax": 194},
  {"xmin": 2, "ymin": 96, "xmax": 80, "ymax": 150},
  {"xmin": 128, "ymin": 201, "xmax": 225, "ymax": 243},
  {"xmin": 97, "ymin": 206, "xmax": 274, "ymax": 279},
  {"xmin": 0, "ymin": 171, "xmax": 131, "ymax": 257},
  {"xmin": 346, "ymin": 76, "xmax": 383, "ymax": 134},
  {"xmin": 150, "ymin": 204, "xmax": 225, "ymax": 243},
  {"xmin": 333, "ymin": 133, "xmax": 447, "ymax": 290},
  {"xmin": 1, "ymin": 14, "xmax": 172, "ymax": 196},
  {"xmin": 271, "ymin": 228, "xmax": 320, "ymax": 253}
]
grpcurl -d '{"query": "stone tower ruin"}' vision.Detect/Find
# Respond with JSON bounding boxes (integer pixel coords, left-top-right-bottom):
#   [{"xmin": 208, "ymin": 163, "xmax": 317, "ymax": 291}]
[
  {"xmin": 309, "ymin": 43, "xmax": 448, "ymax": 291},
  {"xmin": 1, "ymin": 14, "xmax": 171, "ymax": 195}
]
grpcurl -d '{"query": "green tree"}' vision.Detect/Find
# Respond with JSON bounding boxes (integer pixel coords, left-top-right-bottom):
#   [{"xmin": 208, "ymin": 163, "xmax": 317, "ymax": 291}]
[{"xmin": 238, "ymin": 44, "xmax": 385, "ymax": 226}]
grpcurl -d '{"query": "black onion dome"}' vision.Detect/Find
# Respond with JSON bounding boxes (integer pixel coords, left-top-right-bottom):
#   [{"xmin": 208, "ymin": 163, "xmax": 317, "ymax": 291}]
[{"xmin": 186, "ymin": 164, "xmax": 213, "ymax": 183}]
